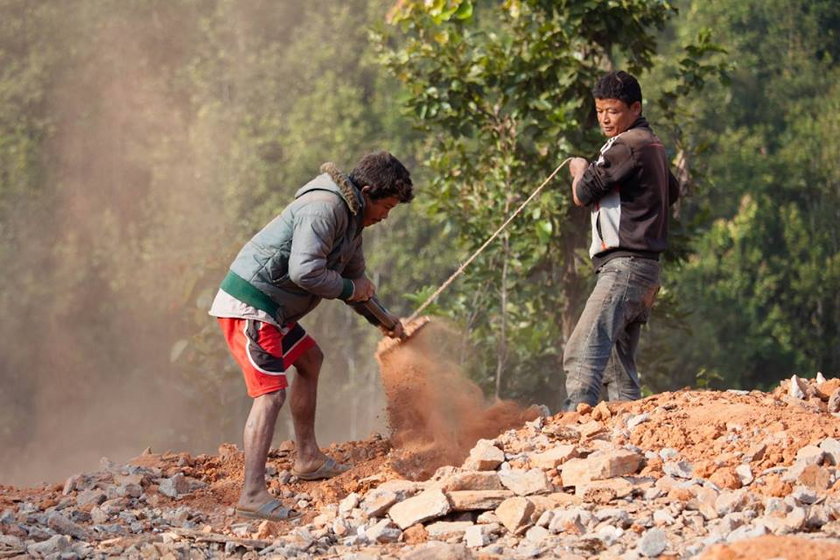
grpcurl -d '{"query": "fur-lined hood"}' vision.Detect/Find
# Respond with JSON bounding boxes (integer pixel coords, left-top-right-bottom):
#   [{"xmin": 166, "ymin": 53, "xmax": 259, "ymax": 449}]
[{"xmin": 314, "ymin": 162, "xmax": 361, "ymax": 215}]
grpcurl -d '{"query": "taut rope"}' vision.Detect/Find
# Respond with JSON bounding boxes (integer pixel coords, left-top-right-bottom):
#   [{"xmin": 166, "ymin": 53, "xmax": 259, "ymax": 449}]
[{"xmin": 407, "ymin": 158, "xmax": 572, "ymax": 323}]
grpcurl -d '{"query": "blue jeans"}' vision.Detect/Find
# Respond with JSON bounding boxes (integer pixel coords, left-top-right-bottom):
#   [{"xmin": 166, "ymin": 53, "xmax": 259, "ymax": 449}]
[{"xmin": 563, "ymin": 256, "xmax": 661, "ymax": 411}]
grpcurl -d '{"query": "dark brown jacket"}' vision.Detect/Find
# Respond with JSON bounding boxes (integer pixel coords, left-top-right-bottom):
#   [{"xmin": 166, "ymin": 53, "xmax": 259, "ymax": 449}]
[{"xmin": 576, "ymin": 117, "xmax": 679, "ymax": 268}]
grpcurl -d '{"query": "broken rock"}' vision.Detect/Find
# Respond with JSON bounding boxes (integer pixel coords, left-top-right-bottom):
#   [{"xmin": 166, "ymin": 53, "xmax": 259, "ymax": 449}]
[
  {"xmin": 27, "ymin": 535, "xmax": 72, "ymax": 557},
  {"xmin": 388, "ymin": 489, "xmax": 450, "ymax": 530},
  {"xmin": 735, "ymin": 464, "xmax": 754, "ymax": 485},
  {"xmin": 561, "ymin": 449, "xmax": 644, "ymax": 487},
  {"xmin": 548, "ymin": 508, "xmax": 590, "ymax": 535},
  {"xmin": 366, "ymin": 519, "xmax": 401, "ymax": 543},
  {"xmin": 795, "ymin": 445, "xmax": 825, "ymax": 466},
  {"xmin": 401, "ymin": 542, "xmax": 472, "ymax": 560},
  {"xmin": 47, "ymin": 512, "xmax": 89, "ymax": 540},
  {"xmin": 75, "ymin": 489, "xmax": 107, "ymax": 507},
  {"xmin": 361, "ymin": 489, "xmax": 399, "ymax": 518},
  {"xmin": 498, "ymin": 468, "xmax": 552, "ymax": 496},
  {"xmin": 819, "ymin": 438, "xmax": 840, "ymax": 465},
  {"xmin": 662, "ymin": 460, "xmax": 694, "ymax": 479},
  {"xmin": 591, "ymin": 402, "xmax": 612, "ymax": 421},
  {"xmin": 462, "ymin": 440, "xmax": 505, "ymax": 471},
  {"xmin": 638, "ymin": 527, "xmax": 668, "ymax": 557},
  {"xmin": 530, "ymin": 445, "xmax": 578, "ymax": 469},
  {"xmin": 464, "ymin": 523, "xmax": 499, "ymax": 548},
  {"xmin": 576, "ymin": 477, "xmax": 636, "ymax": 502},
  {"xmin": 425, "ymin": 521, "xmax": 473, "ymax": 540},
  {"xmin": 447, "ymin": 490, "xmax": 513, "ymax": 511},
  {"xmin": 158, "ymin": 473, "xmax": 191, "ymax": 498},
  {"xmin": 829, "ymin": 389, "xmax": 840, "ymax": 413},
  {"xmin": 437, "ymin": 470, "xmax": 503, "ymax": 492},
  {"xmin": 798, "ymin": 464, "xmax": 831, "ymax": 490},
  {"xmin": 495, "ymin": 496, "xmax": 535, "ymax": 535}
]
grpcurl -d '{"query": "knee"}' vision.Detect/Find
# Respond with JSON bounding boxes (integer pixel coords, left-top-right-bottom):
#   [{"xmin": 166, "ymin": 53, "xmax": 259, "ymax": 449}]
[
  {"xmin": 257, "ymin": 389, "xmax": 286, "ymax": 411},
  {"xmin": 296, "ymin": 345, "xmax": 324, "ymax": 377}
]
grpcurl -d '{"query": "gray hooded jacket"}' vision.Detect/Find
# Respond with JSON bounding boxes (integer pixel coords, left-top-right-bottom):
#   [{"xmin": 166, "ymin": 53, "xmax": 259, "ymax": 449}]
[{"xmin": 211, "ymin": 163, "xmax": 366, "ymax": 325}]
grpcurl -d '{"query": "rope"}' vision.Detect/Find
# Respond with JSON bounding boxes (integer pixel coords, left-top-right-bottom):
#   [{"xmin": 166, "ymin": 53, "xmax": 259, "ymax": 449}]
[{"xmin": 406, "ymin": 158, "xmax": 572, "ymax": 323}]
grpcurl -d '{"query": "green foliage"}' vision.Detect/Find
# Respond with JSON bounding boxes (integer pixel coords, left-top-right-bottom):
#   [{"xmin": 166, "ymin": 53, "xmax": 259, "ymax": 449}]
[
  {"xmin": 646, "ymin": 0, "xmax": 840, "ymax": 390},
  {"xmin": 694, "ymin": 368, "xmax": 724, "ymax": 390},
  {"xmin": 375, "ymin": 0, "xmax": 719, "ymax": 407}
]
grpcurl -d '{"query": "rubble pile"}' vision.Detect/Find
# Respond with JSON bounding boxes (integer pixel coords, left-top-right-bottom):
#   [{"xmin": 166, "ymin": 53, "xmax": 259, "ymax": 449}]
[{"xmin": 3, "ymin": 374, "xmax": 840, "ymax": 559}]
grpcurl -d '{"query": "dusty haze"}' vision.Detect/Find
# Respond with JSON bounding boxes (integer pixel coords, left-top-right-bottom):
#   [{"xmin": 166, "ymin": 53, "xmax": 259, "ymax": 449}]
[{"xmin": 0, "ymin": 2, "xmax": 390, "ymax": 486}]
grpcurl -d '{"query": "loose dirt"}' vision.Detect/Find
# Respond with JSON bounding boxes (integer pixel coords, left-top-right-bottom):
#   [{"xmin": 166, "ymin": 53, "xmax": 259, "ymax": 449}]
[
  {"xmin": 700, "ymin": 534, "xmax": 840, "ymax": 559},
  {"xmin": 375, "ymin": 319, "xmax": 539, "ymax": 480}
]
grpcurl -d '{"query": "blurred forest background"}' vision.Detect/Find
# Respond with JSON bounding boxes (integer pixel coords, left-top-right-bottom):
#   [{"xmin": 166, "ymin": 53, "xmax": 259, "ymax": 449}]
[{"xmin": 0, "ymin": 0, "xmax": 837, "ymax": 485}]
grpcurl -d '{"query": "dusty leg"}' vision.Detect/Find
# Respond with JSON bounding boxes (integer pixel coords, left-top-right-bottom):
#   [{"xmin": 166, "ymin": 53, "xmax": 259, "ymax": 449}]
[
  {"xmin": 238, "ymin": 389, "xmax": 285, "ymax": 509},
  {"xmin": 289, "ymin": 344, "xmax": 326, "ymax": 473}
]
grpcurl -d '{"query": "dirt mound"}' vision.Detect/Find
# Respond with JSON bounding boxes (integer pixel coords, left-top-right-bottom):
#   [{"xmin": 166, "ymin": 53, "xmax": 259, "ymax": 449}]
[
  {"xmin": 3, "ymin": 365, "xmax": 840, "ymax": 558},
  {"xmin": 572, "ymin": 387, "xmax": 840, "ymax": 496}
]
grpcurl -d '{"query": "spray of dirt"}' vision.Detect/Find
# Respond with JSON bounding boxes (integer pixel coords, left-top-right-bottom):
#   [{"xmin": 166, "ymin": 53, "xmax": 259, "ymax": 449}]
[{"xmin": 375, "ymin": 319, "xmax": 539, "ymax": 480}]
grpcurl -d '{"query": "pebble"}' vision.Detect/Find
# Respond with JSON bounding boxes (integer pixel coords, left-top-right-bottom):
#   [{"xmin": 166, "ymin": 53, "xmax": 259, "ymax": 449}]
[
  {"xmin": 627, "ymin": 413, "xmax": 650, "ymax": 430},
  {"xmin": 663, "ymin": 460, "xmax": 693, "ymax": 479},
  {"xmin": 638, "ymin": 527, "xmax": 667, "ymax": 557}
]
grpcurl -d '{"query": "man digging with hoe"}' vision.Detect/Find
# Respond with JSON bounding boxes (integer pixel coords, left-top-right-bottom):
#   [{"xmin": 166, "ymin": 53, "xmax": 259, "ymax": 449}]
[{"xmin": 209, "ymin": 151, "xmax": 413, "ymax": 521}]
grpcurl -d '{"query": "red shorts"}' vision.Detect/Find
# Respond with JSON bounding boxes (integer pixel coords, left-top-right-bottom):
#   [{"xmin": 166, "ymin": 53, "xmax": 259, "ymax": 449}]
[{"xmin": 217, "ymin": 317, "xmax": 316, "ymax": 398}]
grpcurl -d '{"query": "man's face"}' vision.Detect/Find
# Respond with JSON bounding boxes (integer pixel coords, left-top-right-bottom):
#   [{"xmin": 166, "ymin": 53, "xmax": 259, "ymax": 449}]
[
  {"xmin": 361, "ymin": 191, "xmax": 400, "ymax": 227},
  {"xmin": 595, "ymin": 98, "xmax": 642, "ymax": 138}
]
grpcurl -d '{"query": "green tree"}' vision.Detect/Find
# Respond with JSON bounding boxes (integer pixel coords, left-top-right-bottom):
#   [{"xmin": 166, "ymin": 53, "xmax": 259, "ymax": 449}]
[
  {"xmin": 645, "ymin": 0, "xmax": 840, "ymax": 390},
  {"xmin": 376, "ymin": 0, "xmax": 716, "ymax": 407}
]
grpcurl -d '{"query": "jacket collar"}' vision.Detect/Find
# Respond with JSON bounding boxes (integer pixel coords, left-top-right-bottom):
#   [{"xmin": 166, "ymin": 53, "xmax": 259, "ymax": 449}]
[
  {"xmin": 320, "ymin": 162, "xmax": 362, "ymax": 215},
  {"xmin": 628, "ymin": 115, "xmax": 650, "ymax": 131}
]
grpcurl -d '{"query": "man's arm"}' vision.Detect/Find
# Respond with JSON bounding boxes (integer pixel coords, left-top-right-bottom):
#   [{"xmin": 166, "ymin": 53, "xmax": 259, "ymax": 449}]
[
  {"xmin": 573, "ymin": 141, "xmax": 636, "ymax": 206},
  {"xmin": 341, "ymin": 233, "xmax": 378, "ymax": 302},
  {"xmin": 287, "ymin": 210, "xmax": 359, "ymax": 301},
  {"xmin": 341, "ymin": 229, "xmax": 402, "ymax": 335},
  {"xmin": 342, "ymin": 236, "xmax": 366, "ymax": 283},
  {"xmin": 569, "ymin": 157, "xmax": 589, "ymax": 207}
]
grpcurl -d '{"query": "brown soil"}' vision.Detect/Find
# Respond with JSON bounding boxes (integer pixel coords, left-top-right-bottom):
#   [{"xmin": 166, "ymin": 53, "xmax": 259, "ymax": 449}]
[
  {"xmin": 118, "ymin": 434, "xmax": 395, "ymax": 530},
  {"xmin": 700, "ymin": 535, "xmax": 840, "ymax": 559},
  {"xmin": 375, "ymin": 319, "xmax": 538, "ymax": 480},
  {"xmin": 598, "ymin": 388, "xmax": 840, "ymax": 496}
]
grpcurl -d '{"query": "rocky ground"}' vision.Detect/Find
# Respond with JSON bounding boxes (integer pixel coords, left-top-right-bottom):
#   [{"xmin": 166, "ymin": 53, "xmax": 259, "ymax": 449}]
[{"xmin": 3, "ymin": 374, "xmax": 840, "ymax": 559}]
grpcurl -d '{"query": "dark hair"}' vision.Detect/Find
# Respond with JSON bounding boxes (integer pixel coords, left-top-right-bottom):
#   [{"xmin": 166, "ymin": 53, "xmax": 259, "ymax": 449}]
[
  {"xmin": 349, "ymin": 150, "xmax": 414, "ymax": 203},
  {"xmin": 592, "ymin": 71, "xmax": 643, "ymax": 106}
]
